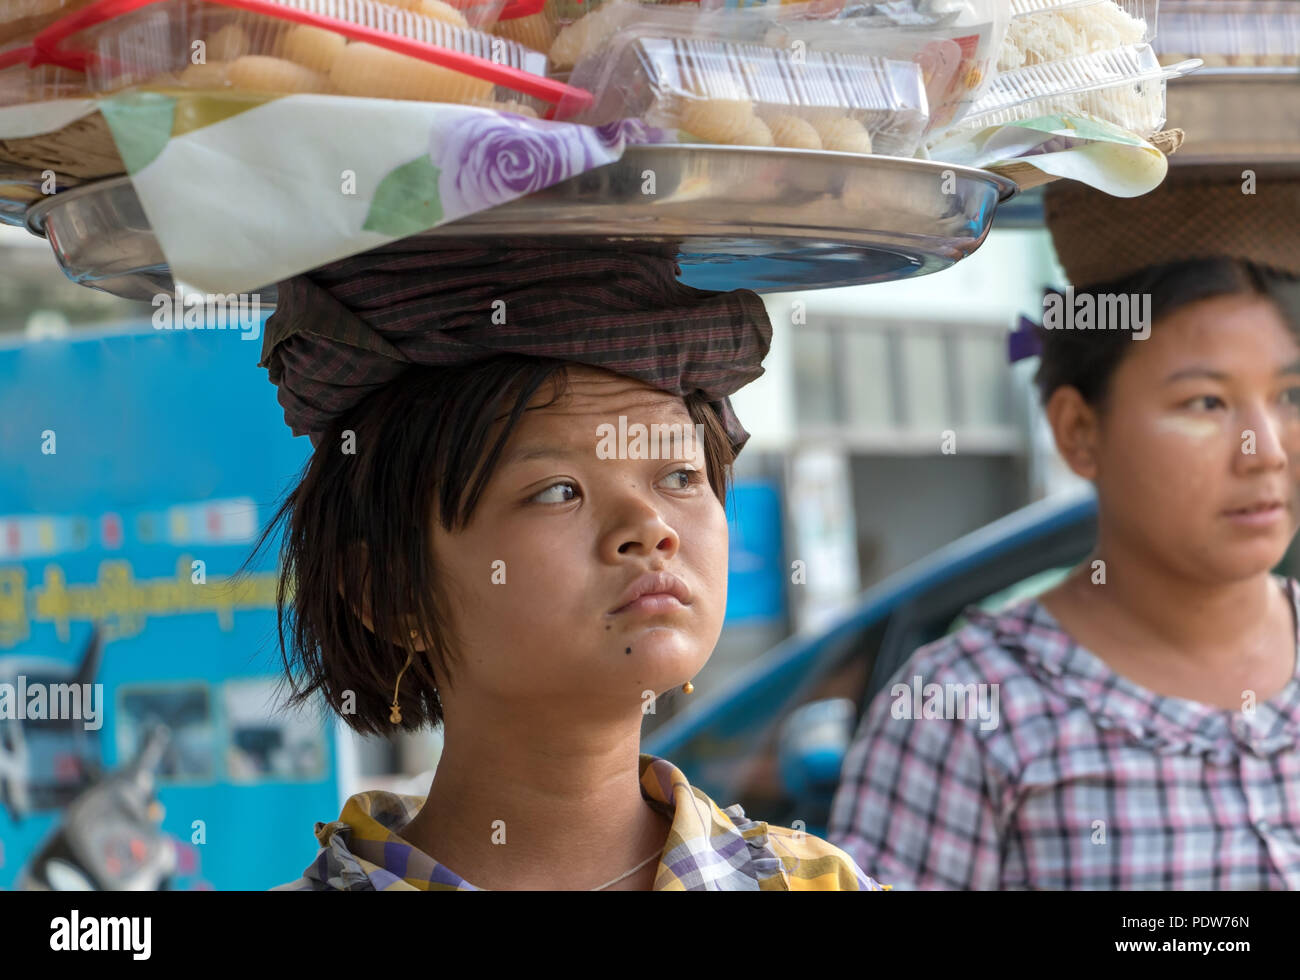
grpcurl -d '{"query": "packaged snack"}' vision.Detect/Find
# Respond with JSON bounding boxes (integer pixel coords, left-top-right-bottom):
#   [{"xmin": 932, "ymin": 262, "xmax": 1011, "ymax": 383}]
[
  {"xmin": 957, "ymin": 42, "xmax": 1180, "ymax": 137},
  {"xmin": 491, "ymin": 3, "xmax": 558, "ymax": 54},
  {"xmin": 563, "ymin": 25, "xmax": 930, "ymax": 155},
  {"xmin": 381, "ymin": 0, "xmax": 510, "ymax": 32},
  {"xmin": 999, "ymin": 0, "xmax": 1151, "ymax": 72},
  {"xmin": 547, "ymin": 0, "xmax": 705, "ymax": 69},
  {"xmin": 762, "ymin": 0, "xmax": 1012, "ymax": 132},
  {"xmin": 25, "ymin": 0, "xmax": 588, "ymax": 114}
]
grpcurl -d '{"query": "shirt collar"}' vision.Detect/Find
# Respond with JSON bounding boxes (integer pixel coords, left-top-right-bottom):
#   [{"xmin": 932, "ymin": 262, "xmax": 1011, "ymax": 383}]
[
  {"xmin": 961, "ymin": 575, "xmax": 1300, "ymax": 760},
  {"xmin": 302, "ymin": 753, "xmax": 786, "ymax": 891}
]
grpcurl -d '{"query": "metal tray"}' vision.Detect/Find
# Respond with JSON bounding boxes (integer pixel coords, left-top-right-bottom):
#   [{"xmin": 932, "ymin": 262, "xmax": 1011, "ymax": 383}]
[{"xmin": 25, "ymin": 144, "xmax": 1018, "ymax": 301}]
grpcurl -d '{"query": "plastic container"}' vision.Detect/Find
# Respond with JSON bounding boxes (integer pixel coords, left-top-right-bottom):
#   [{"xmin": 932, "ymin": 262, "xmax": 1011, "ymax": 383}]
[
  {"xmin": 0, "ymin": 58, "xmax": 89, "ymax": 106},
  {"xmin": 0, "ymin": 27, "xmax": 90, "ymax": 105},
  {"xmin": 493, "ymin": 0, "xmax": 703, "ymax": 64},
  {"xmin": 706, "ymin": 0, "xmax": 931, "ymax": 15},
  {"xmin": 563, "ymin": 28, "xmax": 930, "ymax": 155},
  {"xmin": 490, "ymin": 0, "xmax": 561, "ymax": 54},
  {"xmin": 1000, "ymin": 0, "xmax": 1154, "ymax": 72},
  {"xmin": 23, "ymin": 0, "xmax": 592, "ymax": 115},
  {"xmin": 760, "ymin": 0, "xmax": 1011, "ymax": 132},
  {"xmin": 0, "ymin": 0, "xmax": 98, "ymax": 47},
  {"xmin": 365, "ymin": 0, "xmax": 513, "ymax": 32},
  {"xmin": 544, "ymin": 0, "xmax": 714, "ymax": 69},
  {"xmin": 1154, "ymin": 0, "xmax": 1299, "ymax": 68},
  {"xmin": 960, "ymin": 42, "xmax": 1182, "ymax": 136}
]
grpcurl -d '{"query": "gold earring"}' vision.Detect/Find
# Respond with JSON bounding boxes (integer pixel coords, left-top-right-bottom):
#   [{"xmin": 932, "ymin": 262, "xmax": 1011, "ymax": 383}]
[
  {"xmin": 390, "ymin": 644, "xmax": 415, "ymax": 724},
  {"xmin": 682, "ymin": 681, "xmax": 694, "ymax": 694}
]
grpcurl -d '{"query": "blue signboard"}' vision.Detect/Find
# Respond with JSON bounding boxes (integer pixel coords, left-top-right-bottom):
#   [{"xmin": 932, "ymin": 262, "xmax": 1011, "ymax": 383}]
[
  {"xmin": 0, "ymin": 317, "xmax": 788, "ymax": 890},
  {"xmin": 0, "ymin": 319, "xmax": 331, "ymax": 891},
  {"xmin": 724, "ymin": 480, "xmax": 787, "ymax": 626}
]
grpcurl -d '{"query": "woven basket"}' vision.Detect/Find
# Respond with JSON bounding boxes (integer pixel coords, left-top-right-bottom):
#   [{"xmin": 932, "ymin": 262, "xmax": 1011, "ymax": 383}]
[{"xmin": 0, "ymin": 109, "xmax": 125, "ymax": 180}]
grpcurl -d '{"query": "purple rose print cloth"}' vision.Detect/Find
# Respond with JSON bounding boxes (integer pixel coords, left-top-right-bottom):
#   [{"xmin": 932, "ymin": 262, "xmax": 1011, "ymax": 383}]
[
  {"xmin": 429, "ymin": 113, "xmax": 671, "ymax": 219},
  {"xmin": 91, "ymin": 88, "xmax": 677, "ymax": 295}
]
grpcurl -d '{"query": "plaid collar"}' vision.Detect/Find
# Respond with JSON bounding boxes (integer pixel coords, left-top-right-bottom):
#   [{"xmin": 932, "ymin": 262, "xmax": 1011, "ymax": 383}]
[
  {"xmin": 297, "ymin": 754, "xmax": 803, "ymax": 891},
  {"xmin": 961, "ymin": 575, "xmax": 1300, "ymax": 762}
]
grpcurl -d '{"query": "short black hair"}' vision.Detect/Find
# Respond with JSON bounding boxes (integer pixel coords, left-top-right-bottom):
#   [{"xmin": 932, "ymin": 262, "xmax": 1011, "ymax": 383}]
[
  {"xmin": 243, "ymin": 355, "xmax": 738, "ymax": 736},
  {"xmin": 1033, "ymin": 259, "xmax": 1300, "ymax": 409}
]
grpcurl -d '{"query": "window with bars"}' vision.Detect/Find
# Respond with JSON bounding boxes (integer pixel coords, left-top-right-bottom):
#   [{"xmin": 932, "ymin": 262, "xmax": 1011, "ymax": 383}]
[{"xmin": 792, "ymin": 317, "xmax": 1021, "ymax": 452}]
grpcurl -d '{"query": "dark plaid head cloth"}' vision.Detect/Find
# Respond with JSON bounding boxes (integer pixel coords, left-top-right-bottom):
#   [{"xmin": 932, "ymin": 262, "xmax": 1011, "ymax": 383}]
[{"xmin": 259, "ymin": 238, "xmax": 774, "ymax": 455}]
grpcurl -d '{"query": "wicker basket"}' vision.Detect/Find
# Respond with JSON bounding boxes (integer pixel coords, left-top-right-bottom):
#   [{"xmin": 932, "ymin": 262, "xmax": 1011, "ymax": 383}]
[{"xmin": 0, "ymin": 109, "xmax": 125, "ymax": 180}]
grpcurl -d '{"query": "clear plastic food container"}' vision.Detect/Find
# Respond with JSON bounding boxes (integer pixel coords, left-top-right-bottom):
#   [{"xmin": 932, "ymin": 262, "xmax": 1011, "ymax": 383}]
[
  {"xmin": 0, "ymin": 58, "xmax": 89, "ymax": 106},
  {"xmin": 758, "ymin": 0, "xmax": 1010, "ymax": 133},
  {"xmin": 490, "ymin": 0, "xmax": 560, "ymax": 55},
  {"xmin": 962, "ymin": 42, "xmax": 1184, "ymax": 136},
  {"xmin": 546, "ymin": 0, "xmax": 712, "ymax": 70},
  {"xmin": 563, "ymin": 29, "xmax": 930, "ymax": 155},
  {"xmin": 0, "ymin": 0, "xmax": 98, "ymax": 46},
  {"xmin": 0, "ymin": 29, "xmax": 90, "ymax": 105},
  {"xmin": 25, "ymin": 0, "xmax": 592, "ymax": 115},
  {"xmin": 1000, "ymin": 0, "xmax": 1155, "ymax": 72},
  {"xmin": 1154, "ymin": 0, "xmax": 1299, "ymax": 68}
]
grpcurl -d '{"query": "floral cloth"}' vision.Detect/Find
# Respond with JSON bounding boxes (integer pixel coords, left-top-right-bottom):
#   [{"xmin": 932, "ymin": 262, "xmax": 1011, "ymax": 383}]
[
  {"xmin": 274, "ymin": 753, "xmax": 887, "ymax": 891},
  {"xmin": 830, "ymin": 575, "xmax": 1300, "ymax": 889}
]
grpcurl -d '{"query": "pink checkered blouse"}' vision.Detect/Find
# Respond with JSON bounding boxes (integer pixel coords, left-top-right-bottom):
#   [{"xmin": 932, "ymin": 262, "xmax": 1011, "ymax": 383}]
[{"xmin": 829, "ymin": 575, "xmax": 1300, "ymax": 890}]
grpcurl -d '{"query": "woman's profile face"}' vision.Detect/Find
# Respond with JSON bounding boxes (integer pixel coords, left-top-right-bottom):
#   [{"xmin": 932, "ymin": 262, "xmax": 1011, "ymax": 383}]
[
  {"xmin": 427, "ymin": 364, "xmax": 729, "ymax": 720},
  {"xmin": 1078, "ymin": 292, "xmax": 1300, "ymax": 581}
]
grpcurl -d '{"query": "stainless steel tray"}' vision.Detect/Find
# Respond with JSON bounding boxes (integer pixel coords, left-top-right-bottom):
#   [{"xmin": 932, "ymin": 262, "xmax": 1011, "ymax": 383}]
[{"xmin": 25, "ymin": 144, "xmax": 1018, "ymax": 301}]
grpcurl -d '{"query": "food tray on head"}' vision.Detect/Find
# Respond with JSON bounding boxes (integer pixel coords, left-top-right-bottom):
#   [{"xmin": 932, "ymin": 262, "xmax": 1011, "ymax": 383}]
[{"xmin": 24, "ymin": 143, "xmax": 1018, "ymax": 298}]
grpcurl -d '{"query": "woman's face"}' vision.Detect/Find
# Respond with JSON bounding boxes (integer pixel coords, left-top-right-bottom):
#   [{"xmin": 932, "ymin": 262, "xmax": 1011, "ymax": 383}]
[
  {"xmin": 1061, "ymin": 292, "xmax": 1300, "ymax": 582},
  {"xmin": 427, "ymin": 365, "xmax": 729, "ymax": 719}
]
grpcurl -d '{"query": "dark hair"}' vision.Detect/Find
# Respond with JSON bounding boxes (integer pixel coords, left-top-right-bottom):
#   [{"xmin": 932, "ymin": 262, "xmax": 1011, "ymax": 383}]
[
  {"xmin": 1033, "ymin": 258, "xmax": 1300, "ymax": 409},
  {"xmin": 243, "ymin": 355, "xmax": 738, "ymax": 736}
]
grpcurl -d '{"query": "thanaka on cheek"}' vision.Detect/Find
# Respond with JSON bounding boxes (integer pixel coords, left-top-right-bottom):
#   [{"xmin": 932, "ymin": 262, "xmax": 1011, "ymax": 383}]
[{"xmin": 1153, "ymin": 416, "xmax": 1222, "ymax": 440}]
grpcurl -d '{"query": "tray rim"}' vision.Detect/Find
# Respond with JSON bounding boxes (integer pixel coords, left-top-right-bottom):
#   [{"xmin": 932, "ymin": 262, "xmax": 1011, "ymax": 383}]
[{"xmin": 23, "ymin": 144, "xmax": 1020, "ymax": 240}]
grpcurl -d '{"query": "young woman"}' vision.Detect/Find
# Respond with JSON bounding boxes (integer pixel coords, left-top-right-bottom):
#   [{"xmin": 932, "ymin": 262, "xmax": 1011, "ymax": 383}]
[
  {"xmin": 254, "ymin": 240, "xmax": 886, "ymax": 891},
  {"xmin": 829, "ymin": 173, "xmax": 1300, "ymax": 889}
]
